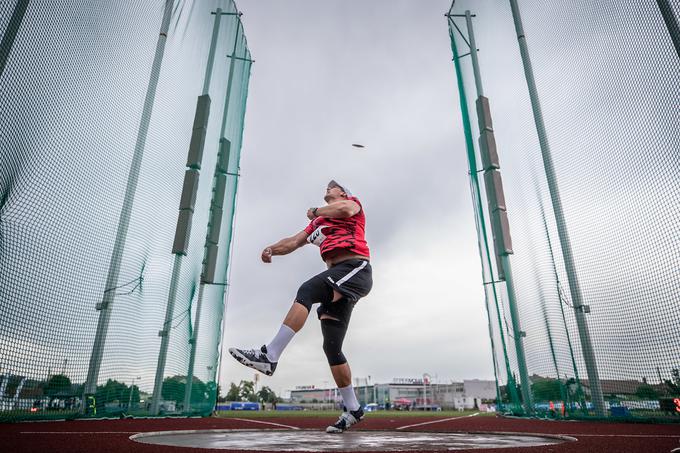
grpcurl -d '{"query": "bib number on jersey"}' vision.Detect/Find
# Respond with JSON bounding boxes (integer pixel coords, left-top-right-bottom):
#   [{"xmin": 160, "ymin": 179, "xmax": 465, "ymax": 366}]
[{"xmin": 308, "ymin": 225, "xmax": 327, "ymax": 247}]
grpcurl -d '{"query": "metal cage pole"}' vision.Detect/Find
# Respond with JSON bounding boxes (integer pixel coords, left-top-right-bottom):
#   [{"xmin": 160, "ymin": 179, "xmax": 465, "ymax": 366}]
[
  {"xmin": 447, "ymin": 9, "xmax": 522, "ymax": 413},
  {"xmin": 463, "ymin": 10, "xmax": 533, "ymax": 412},
  {"xmin": 83, "ymin": 0, "xmax": 175, "ymax": 408},
  {"xmin": 213, "ymin": 53, "xmax": 253, "ymax": 411},
  {"xmin": 656, "ymin": 0, "xmax": 680, "ymax": 59},
  {"xmin": 183, "ymin": 14, "xmax": 245, "ymax": 413},
  {"xmin": 508, "ymin": 0, "xmax": 606, "ymax": 417},
  {"xmin": 151, "ymin": 7, "xmax": 237, "ymax": 415},
  {"xmin": 0, "ymin": 0, "xmax": 29, "ymax": 79}
]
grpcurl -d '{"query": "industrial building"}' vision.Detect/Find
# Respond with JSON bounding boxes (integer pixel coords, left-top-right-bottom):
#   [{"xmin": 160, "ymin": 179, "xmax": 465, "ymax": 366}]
[{"xmin": 289, "ymin": 379, "xmax": 496, "ymax": 410}]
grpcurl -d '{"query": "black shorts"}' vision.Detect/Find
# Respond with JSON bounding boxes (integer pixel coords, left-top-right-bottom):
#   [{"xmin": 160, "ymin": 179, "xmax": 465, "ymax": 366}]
[
  {"xmin": 318, "ymin": 258, "xmax": 372, "ymax": 325},
  {"xmin": 297, "ymin": 258, "xmax": 372, "ymax": 326}
]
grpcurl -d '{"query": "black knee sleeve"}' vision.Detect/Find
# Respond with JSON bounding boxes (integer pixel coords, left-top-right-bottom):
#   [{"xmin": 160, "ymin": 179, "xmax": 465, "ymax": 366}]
[
  {"xmin": 295, "ymin": 276, "xmax": 333, "ymax": 312},
  {"xmin": 321, "ymin": 318, "xmax": 348, "ymax": 366}
]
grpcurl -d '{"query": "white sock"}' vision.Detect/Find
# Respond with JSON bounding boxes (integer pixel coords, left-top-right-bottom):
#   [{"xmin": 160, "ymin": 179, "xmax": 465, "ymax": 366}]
[
  {"xmin": 339, "ymin": 384, "xmax": 360, "ymax": 412},
  {"xmin": 265, "ymin": 324, "xmax": 295, "ymax": 362}
]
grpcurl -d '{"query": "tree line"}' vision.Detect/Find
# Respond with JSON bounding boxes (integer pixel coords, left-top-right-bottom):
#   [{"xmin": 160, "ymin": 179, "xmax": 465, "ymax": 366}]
[{"xmin": 217, "ymin": 380, "xmax": 281, "ymax": 404}]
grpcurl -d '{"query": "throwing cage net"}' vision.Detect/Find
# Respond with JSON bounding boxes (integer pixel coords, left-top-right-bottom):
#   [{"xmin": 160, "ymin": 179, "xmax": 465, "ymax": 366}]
[
  {"xmin": 447, "ymin": 0, "xmax": 679, "ymax": 420},
  {"xmin": 0, "ymin": 0, "xmax": 251, "ymax": 421}
]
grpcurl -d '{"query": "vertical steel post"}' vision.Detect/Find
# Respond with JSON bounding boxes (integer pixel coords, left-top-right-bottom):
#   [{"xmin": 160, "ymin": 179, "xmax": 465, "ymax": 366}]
[
  {"xmin": 214, "ymin": 53, "xmax": 252, "ymax": 412},
  {"xmin": 656, "ymin": 0, "xmax": 680, "ymax": 59},
  {"xmin": 183, "ymin": 283, "xmax": 205, "ymax": 411},
  {"xmin": 465, "ymin": 10, "xmax": 533, "ymax": 412},
  {"xmin": 447, "ymin": 12, "xmax": 522, "ymax": 413},
  {"xmin": 150, "ymin": 255, "xmax": 182, "ymax": 414},
  {"xmin": 0, "ymin": 0, "xmax": 29, "ymax": 79},
  {"xmin": 84, "ymin": 0, "xmax": 175, "ymax": 406},
  {"xmin": 508, "ymin": 0, "xmax": 605, "ymax": 417},
  {"xmin": 500, "ymin": 256, "xmax": 532, "ymax": 408},
  {"xmin": 152, "ymin": 7, "xmax": 231, "ymax": 415},
  {"xmin": 184, "ymin": 16, "xmax": 243, "ymax": 412}
]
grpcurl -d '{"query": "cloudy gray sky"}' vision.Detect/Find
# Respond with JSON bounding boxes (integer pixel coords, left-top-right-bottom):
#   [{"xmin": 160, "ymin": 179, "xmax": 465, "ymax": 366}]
[{"xmin": 219, "ymin": 0, "xmax": 494, "ymax": 397}]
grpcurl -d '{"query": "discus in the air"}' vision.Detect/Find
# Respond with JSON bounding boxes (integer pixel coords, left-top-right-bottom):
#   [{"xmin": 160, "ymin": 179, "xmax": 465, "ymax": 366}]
[{"xmin": 351, "ymin": 143, "xmax": 365, "ymax": 148}]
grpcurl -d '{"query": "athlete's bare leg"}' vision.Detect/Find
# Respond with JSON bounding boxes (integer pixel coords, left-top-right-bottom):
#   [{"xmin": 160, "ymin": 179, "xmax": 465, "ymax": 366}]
[
  {"xmin": 282, "ymin": 302, "xmax": 309, "ymax": 332},
  {"xmin": 285, "ymin": 289, "xmax": 344, "ymax": 332},
  {"xmin": 329, "ymin": 362, "xmax": 352, "ymax": 387}
]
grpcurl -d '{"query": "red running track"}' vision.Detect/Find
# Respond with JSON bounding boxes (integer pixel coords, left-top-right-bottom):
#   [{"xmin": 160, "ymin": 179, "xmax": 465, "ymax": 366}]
[{"xmin": 1, "ymin": 415, "xmax": 678, "ymax": 452}]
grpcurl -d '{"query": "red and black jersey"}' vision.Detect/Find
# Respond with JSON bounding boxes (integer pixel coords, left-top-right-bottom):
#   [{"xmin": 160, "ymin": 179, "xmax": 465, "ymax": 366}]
[{"xmin": 303, "ymin": 196, "xmax": 370, "ymax": 260}]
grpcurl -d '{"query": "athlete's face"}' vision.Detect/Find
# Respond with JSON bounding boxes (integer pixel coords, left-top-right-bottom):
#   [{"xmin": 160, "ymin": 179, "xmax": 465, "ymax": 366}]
[{"xmin": 324, "ymin": 185, "xmax": 344, "ymax": 203}]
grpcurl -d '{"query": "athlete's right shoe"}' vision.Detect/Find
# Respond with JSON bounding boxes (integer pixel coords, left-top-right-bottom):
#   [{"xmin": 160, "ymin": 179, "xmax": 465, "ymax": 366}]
[
  {"xmin": 228, "ymin": 345, "xmax": 277, "ymax": 376},
  {"xmin": 326, "ymin": 407, "xmax": 364, "ymax": 433}
]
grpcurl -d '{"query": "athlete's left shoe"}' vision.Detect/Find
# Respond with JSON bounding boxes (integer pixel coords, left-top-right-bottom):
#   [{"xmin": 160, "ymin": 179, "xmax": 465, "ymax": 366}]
[
  {"xmin": 326, "ymin": 407, "xmax": 364, "ymax": 433},
  {"xmin": 228, "ymin": 345, "xmax": 277, "ymax": 376}
]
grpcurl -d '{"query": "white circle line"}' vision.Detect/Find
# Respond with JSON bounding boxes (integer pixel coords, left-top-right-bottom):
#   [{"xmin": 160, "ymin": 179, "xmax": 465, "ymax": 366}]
[
  {"xmin": 229, "ymin": 417, "xmax": 301, "ymax": 429},
  {"xmin": 396, "ymin": 412, "xmax": 480, "ymax": 430}
]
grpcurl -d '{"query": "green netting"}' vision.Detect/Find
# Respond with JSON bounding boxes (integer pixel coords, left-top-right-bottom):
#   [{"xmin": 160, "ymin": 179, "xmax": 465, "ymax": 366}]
[
  {"xmin": 447, "ymin": 0, "xmax": 679, "ymax": 421},
  {"xmin": 0, "ymin": 0, "xmax": 251, "ymax": 421}
]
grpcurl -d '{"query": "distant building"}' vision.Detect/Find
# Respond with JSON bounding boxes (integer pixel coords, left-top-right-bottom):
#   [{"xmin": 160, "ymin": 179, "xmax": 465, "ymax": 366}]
[{"xmin": 289, "ymin": 378, "xmax": 496, "ymax": 410}]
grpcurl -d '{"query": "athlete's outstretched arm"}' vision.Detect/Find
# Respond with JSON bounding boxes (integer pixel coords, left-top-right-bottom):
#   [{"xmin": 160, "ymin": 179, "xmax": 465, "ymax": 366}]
[
  {"xmin": 262, "ymin": 230, "xmax": 309, "ymax": 263},
  {"xmin": 307, "ymin": 200, "xmax": 360, "ymax": 220}
]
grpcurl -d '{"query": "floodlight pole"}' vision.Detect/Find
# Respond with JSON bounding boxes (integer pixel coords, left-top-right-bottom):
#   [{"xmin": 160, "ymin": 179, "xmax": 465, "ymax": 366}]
[
  {"xmin": 508, "ymin": 0, "xmax": 605, "ymax": 417},
  {"xmin": 83, "ymin": 0, "xmax": 175, "ymax": 409},
  {"xmin": 464, "ymin": 10, "xmax": 533, "ymax": 412}
]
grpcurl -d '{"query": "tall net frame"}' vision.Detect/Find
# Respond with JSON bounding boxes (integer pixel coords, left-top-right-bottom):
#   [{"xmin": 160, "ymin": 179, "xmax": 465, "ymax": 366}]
[
  {"xmin": 0, "ymin": 0, "xmax": 251, "ymax": 421},
  {"xmin": 447, "ymin": 0, "xmax": 680, "ymax": 420}
]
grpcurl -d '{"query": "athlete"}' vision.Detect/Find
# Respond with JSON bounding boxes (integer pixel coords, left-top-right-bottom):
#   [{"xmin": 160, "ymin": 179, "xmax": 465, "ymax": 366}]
[{"xmin": 229, "ymin": 180, "xmax": 372, "ymax": 433}]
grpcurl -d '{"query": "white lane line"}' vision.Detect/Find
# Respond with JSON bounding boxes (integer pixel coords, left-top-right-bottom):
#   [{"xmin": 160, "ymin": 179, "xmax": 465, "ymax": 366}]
[
  {"xmin": 396, "ymin": 412, "xmax": 480, "ymax": 430},
  {"xmin": 21, "ymin": 431, "xmax": 138, "ymax": 434},
  {"xmin": 230, "ymin": 418, "xmax": 300, "ymax": 430}
]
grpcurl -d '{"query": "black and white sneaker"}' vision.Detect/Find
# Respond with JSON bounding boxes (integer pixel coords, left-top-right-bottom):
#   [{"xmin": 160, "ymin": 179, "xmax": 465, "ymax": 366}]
[
  {"xmin": 326, "ymin": 407, "xmax": 364, "ymax": 433},
  {"xmin": 228, "ymin": 345, "xmax": 277, "ymax": 376}
]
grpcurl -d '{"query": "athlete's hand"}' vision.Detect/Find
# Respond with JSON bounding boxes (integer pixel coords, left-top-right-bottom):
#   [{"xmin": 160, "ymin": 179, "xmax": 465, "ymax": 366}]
[
  {"xmin": 261, "ymin": 247, "xmax": 273, "ymax": 263},
  {"xmin": 306, "ymin": 207, "xmax": 317, "ymax": 220}
]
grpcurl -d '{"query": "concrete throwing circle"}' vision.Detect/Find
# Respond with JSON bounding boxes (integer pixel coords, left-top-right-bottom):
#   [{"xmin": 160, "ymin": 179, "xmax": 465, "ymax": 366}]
[{"xmin": 130, "ymin": 429, "xmax": 575, "ymax": 451}]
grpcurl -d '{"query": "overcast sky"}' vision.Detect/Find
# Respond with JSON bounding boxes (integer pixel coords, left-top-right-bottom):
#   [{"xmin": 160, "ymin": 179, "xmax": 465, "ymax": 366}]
[{"xmin": 218, "ymin": 0, "xmax": 494, "ymax": 398}]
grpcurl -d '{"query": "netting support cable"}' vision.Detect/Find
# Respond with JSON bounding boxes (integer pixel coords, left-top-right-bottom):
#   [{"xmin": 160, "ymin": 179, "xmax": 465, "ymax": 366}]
[
  {"xmin": 508, "ymin": 0, "xmax": 606, "ymax": 417},
  {"xmin": 0, "ymin": 0, "xmax": 29, "ymax": 80},
  {"xmin": 227, "ymin": 54, "xmax": 254, "ymax": 63},
  {"xmin": 83, "ymin": 0, "xmax": 175, "ymax": 406},
  {"xmin": 656, "ymin": 0, "xmax": 680, "ymax": 59},
  {"xmin": 152, "ymin": 5, "xmax": 227, "ymax": 416},
  {"xmin": 465, "ymin": 9, "xmax": 533, "ymax": 412},
  {"xmin": 446, "ymin": 14, "xmax": 473, "ymax": 49}
]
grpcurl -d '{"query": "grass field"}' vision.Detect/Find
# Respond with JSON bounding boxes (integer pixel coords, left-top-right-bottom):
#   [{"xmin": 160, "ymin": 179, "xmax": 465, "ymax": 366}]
[{"xmin": 216, "ymin": 409, "xmax": 493, "ymax": 418}]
